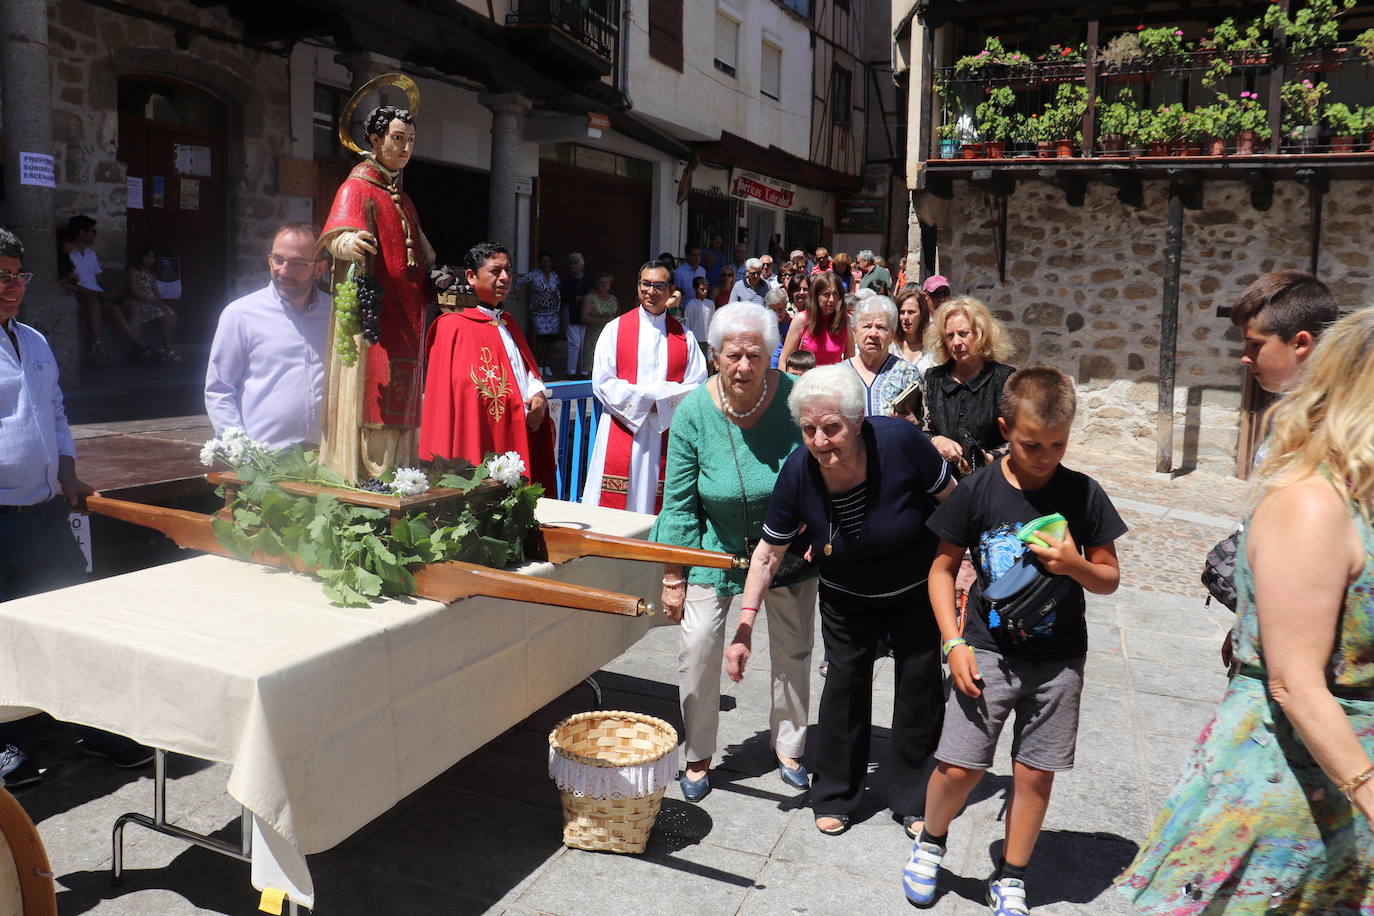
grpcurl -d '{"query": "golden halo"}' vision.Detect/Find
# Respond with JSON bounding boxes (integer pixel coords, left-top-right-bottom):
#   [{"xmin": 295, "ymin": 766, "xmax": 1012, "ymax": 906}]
[{"xmin": 337, "ymin": 73, "xmax": 421, "ymax": 157}]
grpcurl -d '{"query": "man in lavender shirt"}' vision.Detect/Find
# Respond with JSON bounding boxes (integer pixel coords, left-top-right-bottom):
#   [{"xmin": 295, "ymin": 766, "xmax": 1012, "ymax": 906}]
[{"xmin": 205, "ymin": 224, "xmax": 331, "ymax": 448}]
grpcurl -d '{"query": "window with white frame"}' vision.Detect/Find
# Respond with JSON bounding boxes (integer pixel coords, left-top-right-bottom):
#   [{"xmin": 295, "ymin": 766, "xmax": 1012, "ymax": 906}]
[
  {"xmin": 714, "ymin": 7, "xmax": 739, "ymax": 78},
  {"xmin": 761, "ymin": 35, "xmax": 782, "ymax": 101}
]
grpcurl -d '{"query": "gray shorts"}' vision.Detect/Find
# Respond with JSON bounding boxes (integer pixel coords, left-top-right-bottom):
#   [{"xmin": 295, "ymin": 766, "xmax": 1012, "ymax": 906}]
[{"xmin": 934, "ymin": 648, "xmax": 1086, "ymax": 772}]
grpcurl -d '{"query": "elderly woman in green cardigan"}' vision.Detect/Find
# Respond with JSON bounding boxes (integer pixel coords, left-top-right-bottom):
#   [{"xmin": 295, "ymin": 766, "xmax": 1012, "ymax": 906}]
[{"xmin": 651, "ymin": 302, "xmax": 818, "ymax": 803}]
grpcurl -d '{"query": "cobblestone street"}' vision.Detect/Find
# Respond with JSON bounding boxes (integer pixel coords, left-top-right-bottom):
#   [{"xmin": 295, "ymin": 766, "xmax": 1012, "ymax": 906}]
[{"xmin": 14, "ymin": 434, "xmax": 1247, "ymax": 915}]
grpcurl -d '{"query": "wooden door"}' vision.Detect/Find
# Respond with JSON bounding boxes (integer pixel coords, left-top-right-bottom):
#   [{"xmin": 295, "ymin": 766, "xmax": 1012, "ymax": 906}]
[
  {"xmin": 119, "ymin": 116, "xmax": 227, "ymax": 338},
  {"xmin": 536, "ymin": 158, "xmax": 650, "ymax": 308}
]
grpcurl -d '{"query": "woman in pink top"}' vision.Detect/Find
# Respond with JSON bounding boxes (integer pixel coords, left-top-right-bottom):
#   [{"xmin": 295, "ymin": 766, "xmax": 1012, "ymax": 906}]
[{"xmin": 778, "ymin": 271, "xmax": 853, "ymax": 367}]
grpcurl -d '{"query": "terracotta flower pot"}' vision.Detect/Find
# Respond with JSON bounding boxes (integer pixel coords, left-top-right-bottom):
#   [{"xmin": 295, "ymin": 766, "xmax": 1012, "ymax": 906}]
[
  {"xmin": 1054, "ymin": 138, "xmax": 1075, "ymax": 158},
  {"xmin": 1366, "ymin": 130, "xmax": 1374, "ymax": 152},
  {"xmin": 1100, "ymin": 134, "xmax": 1123, "ymax": 157},
  {"xmin": 1207, "ymin": 137, "xmax": 1227, "ymax": 156},
  {"xmin": 1182, "ymin": 142, "xmax": 1202, "ymax": 157},
  {"xmin": 1236, "ymin": 130, "xmax": 1258, "ymax": 155},
  {"xmin": 1036, "ymin": 140, "xmax": 1054, "ymax": 158},
  {"xmin": 960, "ymin": 142, "xmax": 983, "ymax": 159},
  {"xmin": 1146, "ymin": 142, "xmax": 1169, "ymax": 157},
  {"xmin": 985, "ymin": 141, "xmax": 1006, "ymax": 159},
  {"xmin": 1332, "ymin": 135, "xmax": 1355, "ymax": 153}
]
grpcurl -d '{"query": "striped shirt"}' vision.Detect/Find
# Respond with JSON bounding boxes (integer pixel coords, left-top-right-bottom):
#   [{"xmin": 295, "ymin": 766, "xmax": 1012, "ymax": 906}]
[{"xmin": 830, "ymin": 481, "xmax": 868, "ymax": 542}]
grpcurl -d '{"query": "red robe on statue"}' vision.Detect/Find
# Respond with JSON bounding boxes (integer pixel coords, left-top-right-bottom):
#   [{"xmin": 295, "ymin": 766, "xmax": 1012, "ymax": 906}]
[
  {"xmin": 419, "ymin": 308, "xmax": 557, "ymax": 490},
  {"xmin": 321, "ymin": 159, "xmax": 429, "ymax": 428}
]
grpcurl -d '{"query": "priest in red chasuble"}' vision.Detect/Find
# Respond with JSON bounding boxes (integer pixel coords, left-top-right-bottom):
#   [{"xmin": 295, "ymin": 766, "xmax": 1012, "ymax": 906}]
[
  {"xmin": 317, "ymin": 96, "xmax": 435, "ymax": 483},
  {"xmin": 419, "ymin": 242, "xmax": 556, "ymax": 489},
  {"xmin": 581, "ymin": 261, "xmax": 708, "ymax": 512}
]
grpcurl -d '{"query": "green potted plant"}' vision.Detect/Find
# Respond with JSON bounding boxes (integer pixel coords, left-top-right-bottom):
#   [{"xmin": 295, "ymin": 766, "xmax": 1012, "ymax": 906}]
[
  {"xmin": 1282, "ymin": 78, "xmax": 1329, "ymax": 150},
  {"xmin": 1265, "ymin": 0, "xmax": 1355, "ymax": 68},
  {"xmin": 1139, "ymin": 103, "xmax": 1181, "ymax": 156},
  {"xmin": 955, "ymin": 37, "xmax": 1012, "ymax": 76},
  {"xmin": 1043, "ymin": 83, "xmax": 1087, "ymax": 157},
  {"xmin": 1355, "ymin": 27, "xmax": 1374, "ymax": 62},
  {"xmin": 1196, "ymin": 95, "xmax": 1241, "ymax": 155},
  {"xmin": 1199, "ymin": 17, "xmax": 1270, "ymax": 87},
  {"xmin": 1177, "ymin": 108, "xmax": 1206, "ymax": 156},
  {"xmin": 975, "ymin": 85, "xmax": 1017, "ymax": 157},
  {"xmin": 1235, "ymin": 90, "xmax": 1272, "ymax": 154},
  {"xmin": 1324, "ymin": 102, "xmax": 1363, "ymax": 152},
  {"xmin": 1025, "ymin": 111, "xmax": 1055, "ymax": 157},
  {"xmin": 1137, "ymin": 25, "xmax": 1190, "ymax": 60},
  {"xmin": 937, "ymin": 122, "xmax": 961, "ymax": 158},
  {"xmin": 1096, "ymin": 89, "xmax": 1139, "ymax": 156}
]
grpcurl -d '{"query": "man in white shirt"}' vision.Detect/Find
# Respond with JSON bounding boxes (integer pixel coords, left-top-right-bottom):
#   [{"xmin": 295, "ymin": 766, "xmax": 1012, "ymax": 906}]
[
  {"xmin": 67, "ymin": 215, "xmax": 142, "ymax": 365},
  {"xmin": 674, "ymin": 246, "xmax": 706, "ymax": 294},
  {"xmin": 760, "ymin": 254, "xmax": 781, "ymax": 289},
  {"xmin": 582, "ymin": 261, "xmax": 708, "ymax": 512},
  {"xmin": 205, "ymin": 224, "xmax": 331, "ymax": 450},
  {"xmin": 0, "ymin": 226, "xmax": 151, "ymax": 781},
  {"xmin": 683, "ymin": 276, "xmax": 716, "ymax": 361}
]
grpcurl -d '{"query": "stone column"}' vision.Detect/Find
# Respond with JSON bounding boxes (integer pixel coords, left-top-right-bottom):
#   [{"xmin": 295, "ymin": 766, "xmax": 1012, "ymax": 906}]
[
  {"xmin": 1, "ymin": 0, "xmax": 76, "ymax": 381},
  {"xmin": 479, "ymin": 93, "xmax": 531, "ymax": 249}
]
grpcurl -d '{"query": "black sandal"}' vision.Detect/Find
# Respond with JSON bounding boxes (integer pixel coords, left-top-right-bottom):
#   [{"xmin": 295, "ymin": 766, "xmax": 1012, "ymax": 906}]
[{"xmin": 815, "ymin": 814, "xmax": 850, "ymax": 835}]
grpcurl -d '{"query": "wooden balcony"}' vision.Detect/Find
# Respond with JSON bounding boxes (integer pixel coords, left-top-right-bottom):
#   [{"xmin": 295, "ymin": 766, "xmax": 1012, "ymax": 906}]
[{"xmin": 505, "ymin": 0, "xmax": 620, "ymax": 78}]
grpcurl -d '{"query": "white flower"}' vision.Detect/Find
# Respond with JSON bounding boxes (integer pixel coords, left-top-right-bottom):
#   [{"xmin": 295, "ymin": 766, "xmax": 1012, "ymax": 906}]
[
  {"xmin": 390, "ymin": 467, "xmax": 429, "ymax": 498},
  {"xmin": 486, "ymin": 451, "xmax": 526, "ymax": 488},
  {"xmin": 199, "ymin": 439, "xmax": 219, "ymax": 467}
]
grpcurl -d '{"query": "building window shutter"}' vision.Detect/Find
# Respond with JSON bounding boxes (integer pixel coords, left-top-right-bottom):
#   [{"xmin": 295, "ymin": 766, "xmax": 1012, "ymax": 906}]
[
  {"xmin": 714, "ymin": 12, "xmax": 738, "ymax": 77},
  {"xmin": 761, "ymin": 42, "xmax": 781, "ymax": 100},
  {"xmin": 648, "ymin": 0, "xmax": 684, "ymax": 72}
]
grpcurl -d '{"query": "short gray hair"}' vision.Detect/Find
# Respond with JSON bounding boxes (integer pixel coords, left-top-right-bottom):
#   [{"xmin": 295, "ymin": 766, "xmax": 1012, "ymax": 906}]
[
  {"xmin": 568, "ymin": 252, "xmax": 585, "ymax": 267},
  {"xmin": 745, "ymin": 257, "xmax": 763, "ymax": 271},
  {"xmin": 763, "ymin": 286, "xmax": 789, "ymax": 308},
  {"xmin": 857, "ymin": 249, "xmax": 875, "ymax": 263},
  {"xmin": 788, "ymin": 364, "xmax": 865, "ymax": 424},
  {"xmin": 789, "ymin": 249, "xmax": 805, "ymax": 260},
  {"xmin": 852, "ymin": 294, "xmax": 897, "ymax": 329},
  {"xmin": 708, "ymin": 302, "xmax": 780, "ymax": 354}
]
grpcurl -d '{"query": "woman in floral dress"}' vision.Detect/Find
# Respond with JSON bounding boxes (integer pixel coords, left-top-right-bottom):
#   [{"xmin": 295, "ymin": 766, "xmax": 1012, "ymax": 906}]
[
  {"xmin": 516, "ymin": 250, "xmax": 561, "ymax": 379},
  {"xmin": 1117, "ymin": 306, "xmax": 1374, "ymax": 915}
]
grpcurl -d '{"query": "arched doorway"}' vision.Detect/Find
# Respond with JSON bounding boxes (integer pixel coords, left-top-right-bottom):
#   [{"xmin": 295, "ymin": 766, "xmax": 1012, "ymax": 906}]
[{"xmin": 116, "ymin": 75, "xmax": 229, "ymax": 339}]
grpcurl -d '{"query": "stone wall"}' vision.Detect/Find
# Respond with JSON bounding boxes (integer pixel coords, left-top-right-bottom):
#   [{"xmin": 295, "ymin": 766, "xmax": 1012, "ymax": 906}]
[
  {"xmin": 45, "ymin": 0, "xmax": 293, "ymax": 309},
  {"xmin": 938, "ymin": 178, "xmax": 1373, "ymax": 474}
]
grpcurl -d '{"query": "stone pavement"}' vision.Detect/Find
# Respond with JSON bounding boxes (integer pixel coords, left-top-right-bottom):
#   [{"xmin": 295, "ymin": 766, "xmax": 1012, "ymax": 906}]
[{"xmin": 23, "ymin": 445, "xmax": 1249, "ymax": 915}]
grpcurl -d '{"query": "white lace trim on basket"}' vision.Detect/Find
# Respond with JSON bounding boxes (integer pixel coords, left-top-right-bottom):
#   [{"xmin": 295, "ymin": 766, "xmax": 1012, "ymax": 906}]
[{"xmin": 548, "ymin": 747, "xmax": 680, "ymax": 799}]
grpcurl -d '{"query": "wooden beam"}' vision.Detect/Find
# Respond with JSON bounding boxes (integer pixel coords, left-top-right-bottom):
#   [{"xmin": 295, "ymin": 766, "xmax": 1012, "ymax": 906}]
[
  {"xmin": 1038, "ymin": 167, "xmax": 1085, "ymax": 206},
  {"xmin": 1167, "ymin": 168, "xmax": 1203, "ymax": 211},
  {"xmin": 1082, "ymin": 18, "xmax": 1099, "ymax": 159},
  {"xmin": 1102, "ymin": 170, "xmax": 1143, "ymax": 208},
  {"xmin": 1157, "ymin": 186, "xmax": 1185, "ymax": 473},
  {"xmin": 971, "ymin": 167, "xmax": 1014, "ymax": 196},
  {"xmin": 1245, "ymin": 169, "xmax": 1274, "ymax": 211}
]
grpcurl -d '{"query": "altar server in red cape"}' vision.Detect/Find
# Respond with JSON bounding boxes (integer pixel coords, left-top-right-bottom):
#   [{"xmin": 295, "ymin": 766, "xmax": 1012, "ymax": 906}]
[
  {"xmin": 582, "ymin": 261, "xmax": 708, "ymax": 512},
  {"xmin": 419, "ymin": 242, "xmax": 556, "ymax": 489}
]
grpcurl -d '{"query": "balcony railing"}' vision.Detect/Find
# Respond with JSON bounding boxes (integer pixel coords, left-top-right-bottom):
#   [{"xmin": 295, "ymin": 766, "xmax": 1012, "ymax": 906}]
[
  {"xmin": 506, "ymin": 0, "xmax": 620, "ymax": 69},
  {"xmin": 930, "ymin": 46, "xmax": 1374, "ymax": 162}
]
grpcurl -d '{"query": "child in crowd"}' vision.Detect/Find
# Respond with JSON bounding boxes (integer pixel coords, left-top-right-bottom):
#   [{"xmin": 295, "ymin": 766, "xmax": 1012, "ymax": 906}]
[
  {"xmin": 904, "ymin": 366, "xmax": 1127, "ymax": 916},
  {"xmin": 684, "ymin": 276, "xmax": 715, "ymax": 362},
  {"xmin": 784, "ymin": 349, "xmax": 815, "ymax": 376}
]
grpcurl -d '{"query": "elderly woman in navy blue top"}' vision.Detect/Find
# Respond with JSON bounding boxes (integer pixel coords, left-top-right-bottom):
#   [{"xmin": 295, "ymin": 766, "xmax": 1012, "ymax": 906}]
[{"xmin": 725, "ymin": 364, "xmax": 955, "ymax": 837}]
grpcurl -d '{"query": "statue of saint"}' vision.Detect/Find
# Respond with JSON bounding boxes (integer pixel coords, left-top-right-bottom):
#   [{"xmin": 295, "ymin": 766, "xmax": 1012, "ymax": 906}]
[{"xmin": 317, "ymin": 75, "xmax": 434, "ymax": 483}]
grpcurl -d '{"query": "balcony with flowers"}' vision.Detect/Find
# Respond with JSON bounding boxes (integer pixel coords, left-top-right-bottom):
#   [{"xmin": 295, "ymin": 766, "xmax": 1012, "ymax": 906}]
[{"xmin": 924, "ymin": 0, "xmax": 1374, "ymax": 181}]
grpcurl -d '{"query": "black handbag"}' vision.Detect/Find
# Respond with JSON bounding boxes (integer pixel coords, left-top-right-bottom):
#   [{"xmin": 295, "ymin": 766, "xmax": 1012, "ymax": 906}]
[
  {"xmin": 724, "ymin": 410, "xmax": 814, "ymax": 590},
  {"xmin": 1201, "ymin": 526, "xmax": 1241, "ymax": 612},
  {"xmin": 980, "ymin": 552, "xmax": 1077, "ymax": 644}
]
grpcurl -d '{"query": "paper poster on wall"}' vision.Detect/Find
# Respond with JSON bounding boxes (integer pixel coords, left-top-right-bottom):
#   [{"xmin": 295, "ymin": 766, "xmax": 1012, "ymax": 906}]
[
  {"xmin": 156, "ymin": 256, "xmax": 182, "ymax": 300},
  {"xmin": 173, "ymin": 143, "xmax": 213, "ymax": 177},
  {"xmin": 19, "ymin": 152, "xmax": 55, "ymax": 188},
  {"xmin": 69, "ymin": 513, "xmax": 92, "ymax": 573},
  {"xmin": 126, "ymin": 176, "xmax": 144, "ymax": 209},
  {"xmin": 180, "ymin": 179, "xmax": 200, "ymax": 211},
  {"xmin": 151, "ymin": 177, "xmax": 165, "ymax": 208}
]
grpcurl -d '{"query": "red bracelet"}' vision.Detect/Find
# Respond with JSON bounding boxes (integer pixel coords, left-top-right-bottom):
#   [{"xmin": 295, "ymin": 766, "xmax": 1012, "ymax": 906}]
[{"xmin": 740, "ymin": 606, "xmax": 759, "ymax": 614}]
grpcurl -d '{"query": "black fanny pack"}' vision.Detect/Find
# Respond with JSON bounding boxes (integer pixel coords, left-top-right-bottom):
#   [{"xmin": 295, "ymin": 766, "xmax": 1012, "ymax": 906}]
[{"xmin": 980, "ymin": 553, "xmax": 1076, "ymax": 643}]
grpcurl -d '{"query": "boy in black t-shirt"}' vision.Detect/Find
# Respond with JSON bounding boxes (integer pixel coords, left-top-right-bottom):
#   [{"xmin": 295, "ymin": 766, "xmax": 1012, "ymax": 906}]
[{"xmin": 902, "ymin": 367, "xmax": 1126, "ymax": 915}]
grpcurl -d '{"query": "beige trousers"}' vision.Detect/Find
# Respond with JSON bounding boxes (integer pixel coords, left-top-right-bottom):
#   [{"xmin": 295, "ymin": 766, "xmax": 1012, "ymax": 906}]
[{"xmin": 678, "ymin": 578, "xmax": 819, "ymax": 763}]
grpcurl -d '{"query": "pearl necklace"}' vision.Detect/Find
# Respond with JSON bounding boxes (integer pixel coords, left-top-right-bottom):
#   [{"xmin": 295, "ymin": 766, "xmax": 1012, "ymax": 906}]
[{"xmin": 719, "ymin": 373, "xmax": 769, "ymax": 420}]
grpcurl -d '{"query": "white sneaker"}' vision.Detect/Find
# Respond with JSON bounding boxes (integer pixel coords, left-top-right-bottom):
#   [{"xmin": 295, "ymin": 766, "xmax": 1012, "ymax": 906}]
[
  {"xmin": 902, "ymin": 840, "xmax": 944, "ymax": 907},
  {"xmin": 987, "ymin": 876, "xmax": 1030, "ymax": 915}
]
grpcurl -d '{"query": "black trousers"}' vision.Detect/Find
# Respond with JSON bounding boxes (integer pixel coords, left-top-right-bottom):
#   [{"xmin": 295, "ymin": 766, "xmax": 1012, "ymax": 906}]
[{"xmin": 811, "ymin": 583, "xmax": 944, "ymax": 819}]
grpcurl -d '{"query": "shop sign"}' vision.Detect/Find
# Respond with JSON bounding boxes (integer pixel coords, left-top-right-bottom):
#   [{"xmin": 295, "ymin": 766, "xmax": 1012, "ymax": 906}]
[
  {"xmin": 729, "ymin": 169, "xmax": 795, "ymax": 210},
  {"xmin": 837, "ymin": 197, "xmax": 885, "ymax": 233},
  {"xmin": 586, "ymin": 112, "xmax": 611, "ymax": 131}
]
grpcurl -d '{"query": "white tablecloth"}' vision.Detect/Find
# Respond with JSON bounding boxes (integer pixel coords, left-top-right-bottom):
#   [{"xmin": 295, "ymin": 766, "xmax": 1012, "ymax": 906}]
[{"xmin": 0, "ymin": 499, "xmax": 661, "ymax": 907}]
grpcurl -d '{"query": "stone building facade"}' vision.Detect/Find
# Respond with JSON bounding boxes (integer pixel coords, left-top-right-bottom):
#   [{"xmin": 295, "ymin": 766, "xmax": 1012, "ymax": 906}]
[{"xmin": 929, "ymin": 179, "xmax": 1372, "ymax": 474}]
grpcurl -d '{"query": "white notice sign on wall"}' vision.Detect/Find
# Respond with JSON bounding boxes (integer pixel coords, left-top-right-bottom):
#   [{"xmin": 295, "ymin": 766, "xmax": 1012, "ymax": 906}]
[
  {"xmin": 69, "ymin": 512, "xmax": 93, "ymax": 573},
  {"xmin": 19, "ymin": 152, "xmax": 55, "ymax": 188}
]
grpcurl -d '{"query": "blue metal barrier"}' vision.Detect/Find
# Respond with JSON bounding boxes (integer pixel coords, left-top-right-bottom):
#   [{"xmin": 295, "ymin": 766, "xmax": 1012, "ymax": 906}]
[{"xmin": 546, "ymin": 380, "xmax": 602, "ymax": 502}]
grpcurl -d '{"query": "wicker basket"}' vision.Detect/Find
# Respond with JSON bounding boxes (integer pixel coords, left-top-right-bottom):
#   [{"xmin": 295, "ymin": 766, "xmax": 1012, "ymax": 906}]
[{"xmin": 548, "ymin": 710, "xmax": 679, "ymax": 854}]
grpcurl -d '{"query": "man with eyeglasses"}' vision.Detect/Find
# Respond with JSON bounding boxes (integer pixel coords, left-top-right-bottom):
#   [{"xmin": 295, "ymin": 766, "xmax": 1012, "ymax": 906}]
[
  {"xmin": 729, "ymin": 258, "xmax": 770, "ymax": 305},
  {"xmin": 811, "ymin": 247, "xmax": 833, "ymax": 274},
  {"xmin": 582, "ymin": 261, "xmax": 707, "ymax": 512},
  {"xmin": 759, "ymin": 255, "xmax": 780, "ymax": 289},
  {"xmin": 0, "ymin": 226, "xmax": 155, "ymax": 781},
  {"xmin": 204, "ymin": 223, "xmax": 331, "ymax": 449}
]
